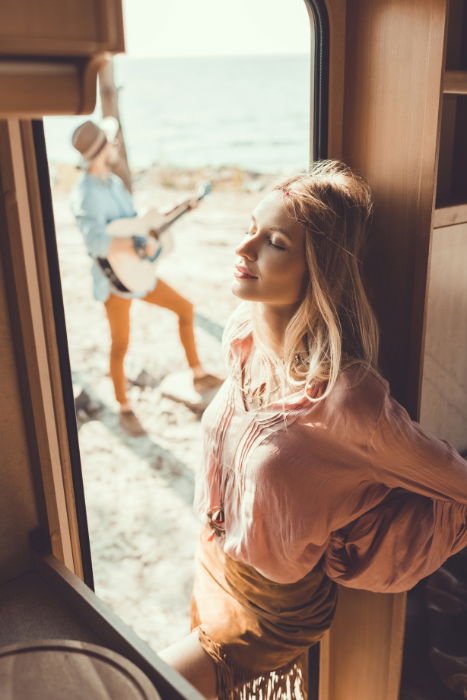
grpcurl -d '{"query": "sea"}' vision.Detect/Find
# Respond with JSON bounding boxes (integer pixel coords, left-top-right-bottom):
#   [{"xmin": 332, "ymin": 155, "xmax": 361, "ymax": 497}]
[{"xmin": 44, "ymin": 54, "xmax": 311, "ymax": 174}]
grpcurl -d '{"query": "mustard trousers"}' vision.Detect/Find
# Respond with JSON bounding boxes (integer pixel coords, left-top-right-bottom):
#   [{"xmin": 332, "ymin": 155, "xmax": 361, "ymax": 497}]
[{"xmin": 104, "ymin": 279, "xmax": 200, "ymax": 404}]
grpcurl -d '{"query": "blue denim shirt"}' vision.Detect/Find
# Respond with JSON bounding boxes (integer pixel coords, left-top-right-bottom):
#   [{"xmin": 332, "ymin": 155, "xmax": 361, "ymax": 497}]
[{"xmin": 71, "ymin": 171, "xmax": 153, "ymax": 302}]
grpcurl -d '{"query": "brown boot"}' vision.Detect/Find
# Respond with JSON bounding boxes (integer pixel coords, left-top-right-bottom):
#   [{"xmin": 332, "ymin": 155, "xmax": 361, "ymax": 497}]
[
  {"xmin": 119, "ymin": 409, "xmax": 146, "ymax": 436},
  {"xmin": 193, "ymin": 373, "xmax": 223, "ymax": 394}
]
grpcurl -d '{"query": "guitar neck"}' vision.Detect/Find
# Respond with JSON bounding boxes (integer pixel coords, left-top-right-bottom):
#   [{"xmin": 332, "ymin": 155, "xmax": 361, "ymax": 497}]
[
  {"xmin": 155, "ymin": 203, "xmax": 192, "ymax": 235},
  {"xmin": 149, "ymin": 185, "xmax": 210, "ymax": 238}
]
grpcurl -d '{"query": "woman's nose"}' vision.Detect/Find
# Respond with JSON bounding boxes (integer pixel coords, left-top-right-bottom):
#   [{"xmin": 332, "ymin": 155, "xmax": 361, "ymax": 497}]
[{"xmin": 235, "ymin": 235, "xmax": 257, "ymax": 261}]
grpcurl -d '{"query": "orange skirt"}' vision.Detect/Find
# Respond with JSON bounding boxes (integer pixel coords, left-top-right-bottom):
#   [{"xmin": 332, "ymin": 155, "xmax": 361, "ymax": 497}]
[{"xmin": 191, "ymin": 527, "xmax": 337, "ymax": 699}]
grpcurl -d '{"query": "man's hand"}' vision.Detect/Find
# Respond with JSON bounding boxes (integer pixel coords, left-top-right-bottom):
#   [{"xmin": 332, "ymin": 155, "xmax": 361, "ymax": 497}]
[
  {"xmin": 145, "ymin": 237, "xmax": 161, "ymax": 259},
  {"xmin": 131, "ymin": 235, "xmax": 161, "ymax": 261},
  {"xmin": 109, "ymin": 235, "xmax": 160, "ymax": 260},
  {"xmin": 142, "ymin": 207, "xmax": 167, "ymax": 232},
  {"xmin": 109, "ymin": 236, "xmax": 140, "ymax": 257}
]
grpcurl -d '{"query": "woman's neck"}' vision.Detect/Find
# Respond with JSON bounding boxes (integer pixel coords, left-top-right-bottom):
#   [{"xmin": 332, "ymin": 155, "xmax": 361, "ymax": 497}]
[{"xmin": 253, "ymin": 302, "xmax": 300, "ymax": 357}]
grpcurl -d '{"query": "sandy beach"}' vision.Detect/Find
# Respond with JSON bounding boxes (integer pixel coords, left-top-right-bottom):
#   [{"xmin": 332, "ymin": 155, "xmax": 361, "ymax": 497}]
[{"xmin": 51, "ymin": 163, "xmax": 280, "ymax": 652}]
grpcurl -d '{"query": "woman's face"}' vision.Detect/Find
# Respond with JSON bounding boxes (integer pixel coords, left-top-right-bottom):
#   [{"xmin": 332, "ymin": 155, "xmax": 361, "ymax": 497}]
[{"xmin": 232, "ymin": 191, "xmax": 307, "ymax": 306}]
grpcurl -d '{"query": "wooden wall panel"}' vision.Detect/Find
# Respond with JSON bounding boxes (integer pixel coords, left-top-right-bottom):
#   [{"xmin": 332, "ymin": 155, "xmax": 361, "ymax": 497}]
[
  {"xmin": 0, "ymin": 0, "xmax": 124, "ymax": 55},
  {"xmin": 1, "ymin": 1, "xmax": 102, "ymax": 44},
  {"xmin": 326, "ymin": 0, "xmax": 347, "ymax": 159},
  {"xmin": 0, "ymin": 238, "xmax": 39, "ymax": 583},
  {"xmin": 0, "ymin": 119, "xmax": 78, "ymax": 576},
  {"xmin": 322, "ymin": 2, "xmax": 450, "ymax": 699},
  {"xmin": 0, "ymin": 0, "xmax": 123, "ymax": 116},
  {"xmin": 341, "ymin": 0, "xmax": 446, "ymax": 413},
  {"xmin": 420, "ymin": 223, "xmax": 467, "ymax": 451},
  {"xmin": 319, "ymin": 588, "xmax": 406, "ymax": 700}
]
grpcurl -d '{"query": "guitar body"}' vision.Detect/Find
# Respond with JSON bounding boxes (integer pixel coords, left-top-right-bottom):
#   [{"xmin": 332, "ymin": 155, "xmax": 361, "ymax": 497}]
[
  {"xmin": 97, "ymin": 183, "xmax": 211, "ymax": 295},
  {"xmin": 104, "ymin": 251, "xmax": 160, "ymax": 295}
]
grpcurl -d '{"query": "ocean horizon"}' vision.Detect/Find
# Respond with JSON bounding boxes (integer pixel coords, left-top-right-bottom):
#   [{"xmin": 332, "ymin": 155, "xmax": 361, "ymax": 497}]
[{"xmin": 44, "ymin": 53, "xmax": 311, "ymax": 174}]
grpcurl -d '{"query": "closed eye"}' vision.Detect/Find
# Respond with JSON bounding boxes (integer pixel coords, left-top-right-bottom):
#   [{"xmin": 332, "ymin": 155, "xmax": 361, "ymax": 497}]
[
  {"xmin": 268, "ymin": 238, "xmax": 286, "ymax": 250},
  {"xmin": 243, "ymin": 230, "xmax": 287, "ymax": 250}
]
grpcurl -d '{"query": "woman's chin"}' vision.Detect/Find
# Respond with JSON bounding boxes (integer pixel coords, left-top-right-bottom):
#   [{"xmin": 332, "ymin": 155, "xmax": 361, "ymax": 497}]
[{"xmin": 231, "ymin": 280, "xmax": 257, "ymax": 300}]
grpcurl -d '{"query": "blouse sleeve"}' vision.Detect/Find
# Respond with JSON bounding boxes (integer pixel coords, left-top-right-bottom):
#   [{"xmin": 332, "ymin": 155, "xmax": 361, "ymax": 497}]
[
  {"xmin": 366, "ymin": 390, "xmax": 467, "ymax": 503},
  {"xmin": 323, "ymin": 489, "xmax": 466, "ymax": 592},
  {"xmin": 323, "ymin": 389, "xmax": 467, "ymax": 592}
]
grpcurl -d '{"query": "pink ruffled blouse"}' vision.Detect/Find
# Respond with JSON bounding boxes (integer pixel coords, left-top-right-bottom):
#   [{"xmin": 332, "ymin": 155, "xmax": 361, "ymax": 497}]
[{"xmin": 194, "ymin": 306, "xmax": 467, "ymax": 592}]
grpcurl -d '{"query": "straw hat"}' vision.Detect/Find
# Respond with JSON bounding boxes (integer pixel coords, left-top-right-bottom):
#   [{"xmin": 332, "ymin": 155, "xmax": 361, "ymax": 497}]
[{"xmin": 71, "ymin": 117, "xmax": 119, "ymax": 162}]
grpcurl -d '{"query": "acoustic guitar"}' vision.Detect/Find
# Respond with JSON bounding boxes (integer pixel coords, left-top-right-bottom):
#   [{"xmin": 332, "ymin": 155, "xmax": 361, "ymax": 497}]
[{"xmin": 97, "ymin": 182, "xmax": 211, "ymax": 295}]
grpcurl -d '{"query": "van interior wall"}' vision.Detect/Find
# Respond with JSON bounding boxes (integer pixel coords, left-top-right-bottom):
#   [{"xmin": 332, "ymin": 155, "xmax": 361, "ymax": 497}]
[
  {"xmin": 341, "ymin": 0, "xmax": 445, "ymax": 414},
  {"xmin": 0, "ymin": 235, "xmax": 40, "ymax": 584}
]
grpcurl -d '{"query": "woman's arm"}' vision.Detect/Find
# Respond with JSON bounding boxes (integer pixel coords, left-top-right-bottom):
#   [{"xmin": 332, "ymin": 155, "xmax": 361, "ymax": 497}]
[
  {"xmin": 159, "ymin": 629, "xmax": 217, "ymax": 700},
  {"xmin": 323, "ymin": 390, "xmax": 467, "ymax": 593},
  {"xmin": 323, "ymin": 490, "xmax": 466, "ymax": 592},
  {"xmin": 367, "ymin": 392, "xmax": 467, "ymax": 503}
]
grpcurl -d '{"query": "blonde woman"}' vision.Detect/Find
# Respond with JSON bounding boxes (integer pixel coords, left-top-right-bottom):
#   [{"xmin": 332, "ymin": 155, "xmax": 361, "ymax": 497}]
[{"xmin": 160, "ymin": 161, "xmax": 467, "ymax": 699}]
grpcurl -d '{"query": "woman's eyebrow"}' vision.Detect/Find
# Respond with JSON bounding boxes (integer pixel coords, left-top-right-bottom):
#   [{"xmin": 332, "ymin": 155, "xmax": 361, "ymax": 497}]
[
  {"xmin": 251, "ymin": 215, "xmax": 292, "ymax": 240},
  {"xmin": 269, "ymin": 226, "xmax": 291, "ymax": 239}
]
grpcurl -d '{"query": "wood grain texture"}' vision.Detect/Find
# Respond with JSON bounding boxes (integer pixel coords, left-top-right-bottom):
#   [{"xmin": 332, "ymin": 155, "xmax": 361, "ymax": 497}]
[
  {"xmin": 0, "ymin": 129, "xmax": 40, "ymax": 581},
  {"xmin": 444, "ymin": 70, "xmax": 467, "ymax": 94},
  {"xmin": 433, "ymin": 202, "xmax": 467, "ymax": 227},
  {"xmin": 0, "ymin": 0, "xmax": 124, "ymax": 55},
  {"xmin": 0, "ymin": 0, "xmax": 121, "ymax": 116},
  {"xmin": 324, "ymin": 0, "xmax": 347, "ymax": 159},
  {"xmin": 436, "ymin": 95, "xmax": 458, "ymax": 207},
  {"xmin": 444, "ymin": 0, "xmax": 467, "ymax": 71},
  {"xmin": 341, "ymin": 0, "xmax": 446, "ymax": 412},
  {"xmin": 19, "ymin": 120, "xmax": 85, "ymax": 578},
  {"xmin": 420, "ymin": 222, "xmax": 467, "ymax": 451},
  {"xmin": 321, "ymin": 1, "xmax": 449, "ymax": 699},
  {"xmin": 0, "ymin": 56, "xmax": 110, "ymax": 117},
  {"xmin": 0, "ymin": 119, "xmax": 75, "ymax": 570},
  {"xmin": 437, "ymin": 94, "xmax": 467, "ymax": 207},
  {"xmin": 0, "ymin": 640, "xmax": 161, "ymax": 699},
  {"xmin": 319, "ymin": 589, "xmax": 406, "ymax": 700}
]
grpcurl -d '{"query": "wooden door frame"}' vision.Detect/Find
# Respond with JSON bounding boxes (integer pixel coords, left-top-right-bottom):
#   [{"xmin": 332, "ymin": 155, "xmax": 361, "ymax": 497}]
[{"xmin": 0, "ymin": 118, "xmax": 92, "ymax": 584}]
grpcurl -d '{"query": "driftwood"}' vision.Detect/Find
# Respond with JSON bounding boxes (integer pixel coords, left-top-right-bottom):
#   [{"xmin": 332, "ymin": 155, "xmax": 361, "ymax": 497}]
[{"xmin": 98, "ymin": 59, "xmax": 132, "ymax": 192}]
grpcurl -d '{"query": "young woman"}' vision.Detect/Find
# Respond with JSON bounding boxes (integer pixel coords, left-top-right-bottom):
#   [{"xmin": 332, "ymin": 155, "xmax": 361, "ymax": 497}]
[{"xmin": 160, "ymin": 160, "xmax": 467, "ymax": 699}]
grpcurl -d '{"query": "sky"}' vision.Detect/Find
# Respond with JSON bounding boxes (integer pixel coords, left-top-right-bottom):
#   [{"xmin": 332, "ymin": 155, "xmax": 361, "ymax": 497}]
[
  {"xmin": 44, "ymin": 0, "xmax": 311, "ymax": 163},
  {"xmin": 122, "ymin": 0, "xmax": 310, "ymax": 58}
]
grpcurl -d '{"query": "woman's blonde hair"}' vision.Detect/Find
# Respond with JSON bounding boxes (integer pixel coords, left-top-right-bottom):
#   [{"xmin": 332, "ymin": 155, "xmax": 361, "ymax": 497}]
[{"xmin": 250, "ymin": 159, "xmax": 380, "ymax": 403}]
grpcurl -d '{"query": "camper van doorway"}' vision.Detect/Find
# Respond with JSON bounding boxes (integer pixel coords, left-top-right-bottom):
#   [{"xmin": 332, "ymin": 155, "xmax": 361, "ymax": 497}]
[{"xmin": 41, "ymin": 0, "xmax": 318, "ymax": 685}]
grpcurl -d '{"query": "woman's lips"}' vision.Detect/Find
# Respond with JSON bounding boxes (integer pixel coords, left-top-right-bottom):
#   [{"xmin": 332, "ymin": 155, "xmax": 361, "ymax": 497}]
[{"xmin": 234, "ymin": 265, "xmax": 258, "ymax": 279}]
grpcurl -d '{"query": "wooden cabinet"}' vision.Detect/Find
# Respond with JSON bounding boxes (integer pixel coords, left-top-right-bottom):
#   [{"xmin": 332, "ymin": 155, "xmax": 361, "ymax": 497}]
[
  {"xmin": 423, "ymin": 0, "xmax": 467, "ymax": 455},
  {"xmin": 420, "ymin": 222, "xmax": 467, "ymax": 453},
  {"xmin": 0, "ymin": 0, "xmax": 124, "ymax": 116},
  {"xmin": 0, "ymin": 0, "xmax": 124, "ymax": 56}
]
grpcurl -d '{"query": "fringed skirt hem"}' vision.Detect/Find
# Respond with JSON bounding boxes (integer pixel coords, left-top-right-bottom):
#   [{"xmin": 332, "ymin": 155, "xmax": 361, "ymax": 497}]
[{"xmin": 198, "ymin": 626, "xmax": 308, "ymax": 700}]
